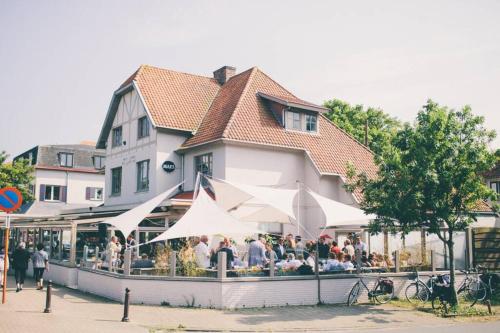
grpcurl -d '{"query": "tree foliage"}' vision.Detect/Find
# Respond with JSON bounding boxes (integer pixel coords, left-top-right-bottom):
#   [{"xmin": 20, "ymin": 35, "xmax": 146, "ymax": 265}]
[
  {"xmin": 346, "ymin": 100, "xmax": 497, "ymax": 305},
  {"xmin": 0, "ymin": 151, "xmax": 35, "ymax": 204},
  {"xmin": 323, "ymin": 99, "xmax": 402, "ymax": 155}
]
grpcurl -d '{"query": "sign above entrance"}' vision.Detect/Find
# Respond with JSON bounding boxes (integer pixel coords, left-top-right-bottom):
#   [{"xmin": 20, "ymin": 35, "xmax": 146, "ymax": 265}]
[
  {"xmin": 162, "ymin": 161, "xmax": 176, "ymax": 173},
  {"xmin": 0, "ymin": 187, "xmax": 23, "ymax": 213}
]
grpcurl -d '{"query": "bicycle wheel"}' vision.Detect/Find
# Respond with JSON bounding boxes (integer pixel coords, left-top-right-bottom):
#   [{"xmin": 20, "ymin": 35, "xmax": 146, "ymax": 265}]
[
  {"xmin": 466, "ymin": 280, "xmax": 488, "ymax": 302},
  {"xmin": 374, "ymin": 282, "xmax": 394, "ymax": 304},
  {"xmin": 405, "ymin": 282, "xmax": 430, "ymax": 305},
  {"xmin": 347, "ymin": 281, "xmax": 361, "ymax": 306}
]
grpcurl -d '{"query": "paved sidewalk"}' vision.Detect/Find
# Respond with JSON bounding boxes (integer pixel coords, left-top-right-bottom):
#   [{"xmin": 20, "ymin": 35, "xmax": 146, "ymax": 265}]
[{"xmin": 0, "ymin": 276, "xmax": 496, "ymax": 332}]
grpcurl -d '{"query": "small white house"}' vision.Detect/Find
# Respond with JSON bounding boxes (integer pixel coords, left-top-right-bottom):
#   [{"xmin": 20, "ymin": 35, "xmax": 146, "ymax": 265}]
[{"xmin": 14, "ymin": 143, "xmax": 106, "ymax": 215}]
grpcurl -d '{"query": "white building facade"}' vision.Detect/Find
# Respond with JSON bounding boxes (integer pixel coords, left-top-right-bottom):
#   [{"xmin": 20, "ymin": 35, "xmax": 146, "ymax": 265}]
[
  {"xmin": 96, "ymin": 65, "xmax": 378, "ymax": 238},
  {"xmin": 14, "ymin": 144, "xmax": 106, "ymax": 214}
]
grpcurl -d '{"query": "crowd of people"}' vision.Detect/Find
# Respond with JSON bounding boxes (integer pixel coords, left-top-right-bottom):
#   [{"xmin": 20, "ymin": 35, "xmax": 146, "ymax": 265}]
[
  {"xmin": 191, "ymin": 233, "xmax": 394, "ymax": 273},
  {"xmin": 92, "ymin": 232, "xmax": 394, "ymax": 275}
]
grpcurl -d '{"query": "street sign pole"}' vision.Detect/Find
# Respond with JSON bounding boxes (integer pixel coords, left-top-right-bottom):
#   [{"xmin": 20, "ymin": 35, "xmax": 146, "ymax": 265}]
[{"xmin": 2, "ymin": 214, "xmax": 10, "ymax": 304}]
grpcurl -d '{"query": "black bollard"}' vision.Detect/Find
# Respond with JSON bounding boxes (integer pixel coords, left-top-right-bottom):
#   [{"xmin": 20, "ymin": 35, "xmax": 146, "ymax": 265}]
[
  {"xmin": 44, "ymin": 280, "xmax": 52, "ymax": 313},
  {"xmin": 121, "ymin": 288, "xmax": 130, "ymax": 322}
]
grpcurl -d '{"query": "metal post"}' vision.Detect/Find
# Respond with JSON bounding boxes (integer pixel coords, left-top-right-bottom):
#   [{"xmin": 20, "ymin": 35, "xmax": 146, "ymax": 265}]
[
  {"xmin": 466, "ymin": 227, "xmax": 473, "ymax": 269},
  {"xmin": 217, "ymin": 251, "xmax": 227, "ymax": 280},
  {"xmin": 58, "ymin": 230, "xmax": 63, "ymax": 260},
  {"xmin": 421, "ymin": 229, "xmax": 427, "ymax": 265},
  {"xmin": 431, "ymin": 250, "xmax": 436, "ymax": 272},
  {"xmin": 121, "ymin": 288, "xmax": 130, "ymax": 322},
  {"xmin": 356, "ymin": 249, "xmax": 362, "ymax": 274},
  {"xmin": 269, "ymin": 251, "xmax": 275, "ymax": 277},
  {"xmin": 169, "ymin": 251, "xmax": 176, "ymax": 277},
  {"xmin": 2, "ymin": 215, "xmax": 10, "ymax": 304},
  {"xmin": 43, "ymin": 280, "xmax": 52, "ymax": 313},
  {"xmin": 296, "ymin": 181, "xmax": 300, "ymax": 236},
  {"xmin": 69, "ymin": 223, "xmax": 77, "ymax": 266},
  {"xmin": 123, "ymin": 249, "xmax": 131, "ymax": 276},
  {"xmin": 395, "ymin": 250, "xmax": 400, "ymax": 273},
  {"xmin": 83, "ymin": 245, "xmax": 88, "ymax": 262},
  {"xmin": 383, "ymin": 231, "xmax": 389, "ymax": 256},
  {"xmin": 107, "ymin": 249, "xmax": 113, "ymax": 272},
  {"xmin": 95, "ymin": 246, "xmax": 99, "ymax": 261}
]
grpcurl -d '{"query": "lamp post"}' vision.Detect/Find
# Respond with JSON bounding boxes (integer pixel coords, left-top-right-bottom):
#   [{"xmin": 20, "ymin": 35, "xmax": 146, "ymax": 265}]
[{"xmin": 2, "ymin": 214, "xmax": 10, "ymax": 304}]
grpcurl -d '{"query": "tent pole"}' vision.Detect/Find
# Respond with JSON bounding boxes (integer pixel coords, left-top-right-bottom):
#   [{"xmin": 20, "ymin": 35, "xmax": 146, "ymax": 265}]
[
  {"xmin": 296, "ymin": 181, "xmax": 300, "ymax": 236},
  {"xmin": 193, "ymin": 172, "xmax": 201, "ymax": 201}
]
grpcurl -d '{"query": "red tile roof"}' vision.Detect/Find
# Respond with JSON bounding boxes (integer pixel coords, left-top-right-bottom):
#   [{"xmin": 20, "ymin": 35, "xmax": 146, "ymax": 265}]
[
  {"xmin": 124, "ymin": 65, "xmax": 221, "ymax": 131},
  {"xmin": 120, "ymin": 65, "xmax": 378, "ymax": 201},
  {"xmin": 182, "ymin": 68, "xmax": 378, "ymax": 201}
]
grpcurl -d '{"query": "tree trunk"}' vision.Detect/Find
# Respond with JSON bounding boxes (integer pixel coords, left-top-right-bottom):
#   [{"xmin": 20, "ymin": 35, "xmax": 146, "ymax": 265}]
[{"xmin": 447, "ymin": 231, "xmax": 458, "ymax": 306}]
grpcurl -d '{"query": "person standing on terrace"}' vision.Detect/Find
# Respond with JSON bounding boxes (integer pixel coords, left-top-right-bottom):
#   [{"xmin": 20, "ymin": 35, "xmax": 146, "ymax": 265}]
[
  {"xmin": 273, "ymin": 238, "xmax": 286, "ymax": 260},
  {"xmin": 194, "ymin": 235, "xmax": 210, "ymax": 268},
  {"xmin": 105, "ymin": 236, "xmax": 122, "ymax": 269},
  {"xmin": 317, "ymin": 237, "xmax": 330, "ymax": 259},
  {"xmin": 248, "ymin": 237, "xmax": 267, "ymax": 267},
  {"xmin": 330, "ymin": 241, "xmax": 341, "ymax": 255}
]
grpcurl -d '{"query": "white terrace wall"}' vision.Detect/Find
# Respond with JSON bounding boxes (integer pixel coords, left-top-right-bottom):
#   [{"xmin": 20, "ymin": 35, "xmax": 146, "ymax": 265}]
[{"xmin": 73, "ymin": 268, "xmax": 466, "ymax": 309}]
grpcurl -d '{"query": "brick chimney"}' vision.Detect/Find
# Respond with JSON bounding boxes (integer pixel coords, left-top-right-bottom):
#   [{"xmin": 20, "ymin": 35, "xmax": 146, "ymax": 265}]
[{"xmin": 213, "ymin": 66, "xmax": 236, "ymax": 85}]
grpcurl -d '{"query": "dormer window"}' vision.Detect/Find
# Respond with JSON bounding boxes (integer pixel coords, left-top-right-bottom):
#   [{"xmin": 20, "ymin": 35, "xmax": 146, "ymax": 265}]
[
  {"xmin": 59, "ymin": 152, "xmax": 73, "ymax": 167},
  {"xmin": 284, "ymin": 110, "xmax": 318, "ymax": 133},
  {"xmin": 305, "ymin": 114, "xmax": 317, "ymax": 132}
]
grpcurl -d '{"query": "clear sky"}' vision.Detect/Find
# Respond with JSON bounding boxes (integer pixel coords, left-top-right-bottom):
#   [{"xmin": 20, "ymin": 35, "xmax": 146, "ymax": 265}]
[{"xmin": 1, "ymin": 0, "xmax": 499, "ymax": 156}]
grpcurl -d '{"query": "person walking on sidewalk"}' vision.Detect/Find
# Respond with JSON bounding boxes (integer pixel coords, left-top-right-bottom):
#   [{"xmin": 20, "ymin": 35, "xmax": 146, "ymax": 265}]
[
  {"xmin": 11, "ymin": 242, "xmax": 30, "ymax": 292},
  {"xmin": 32, "ymin": 243, "xmax": 49, "ymax": 290},
  {"xmin": 0, "ymin": 248, "xmax": 8, "ymax": 288}
]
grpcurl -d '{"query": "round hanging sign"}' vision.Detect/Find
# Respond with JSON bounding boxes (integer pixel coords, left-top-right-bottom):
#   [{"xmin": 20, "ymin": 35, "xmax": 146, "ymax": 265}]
[{"xmin": 162, "ymin": 161, "xmax": 176, "ymax": 173}]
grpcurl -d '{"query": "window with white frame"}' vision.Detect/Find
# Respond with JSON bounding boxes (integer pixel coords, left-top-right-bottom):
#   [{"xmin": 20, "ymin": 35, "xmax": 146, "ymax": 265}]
[
  {"xmin": 112, "ymin": 126, "xmax": 122, "ymax": 147},
  {"xmin": 59, "ymin": 152, "xmax": 73, "ymax": 167},
  {"xmin": 93, "ymin": 156, "xmax": 105, "ymax": 169},
  {"xmin": 136, "ymin": 160, "xmax": 150, "ymax": 192},
  {"xmin": 45, "ymin": 185, "xmax": 61, "ymax": 201},
  {"xmin": 285, "ymin": 110, "xmax": 318, "ymax": 133},
  {"xmin": 137, "ymin": 116, "xmax": 150, "ymax": 139},
  {"xmin": 87, "ymin": 187, "xmax": 103, "ymax": 201},
  {"xmin": 305, "ymin": 114, "xmax": 317, "ymax": 132}
]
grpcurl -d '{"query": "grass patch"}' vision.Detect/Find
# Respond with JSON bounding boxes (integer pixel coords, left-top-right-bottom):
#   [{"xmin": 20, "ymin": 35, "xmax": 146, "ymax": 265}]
[{"xmin": 390, "ymin": 297, "xmax": 497, "ymax": 318}]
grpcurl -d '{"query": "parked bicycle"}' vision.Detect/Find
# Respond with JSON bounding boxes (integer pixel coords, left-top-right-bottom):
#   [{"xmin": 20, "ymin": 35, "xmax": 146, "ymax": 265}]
[
  {"xmin": 431, "ymin": 268, "xmax": 488, "ymax": 310},
  {"xmin": 347, "ymin": 274, "xmax": 395, "ymax": 306},
  {"xmin": 476, "ymin": 265, "xmax": 499, "ymax": 304},
  {"xmin": 405, "ymin": 270, "xmax": 437, "ymax": 305}
]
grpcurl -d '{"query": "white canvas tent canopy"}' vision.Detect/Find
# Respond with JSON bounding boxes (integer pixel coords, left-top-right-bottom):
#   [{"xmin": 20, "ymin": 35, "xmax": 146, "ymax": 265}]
[
  {"xmin": 147, "ymin": 188, "xmax": 264, "ymax": 243},
  {"xmin": 207, "ymin": 177, "xmax": 296, "ymax": 223},
  {"xmin": 306, "ymin": 189, "xmax": 376, "ymax": 227},
  {"xmin": 102, "ymin": 183, "xmax": 181, "ymax": 238}
]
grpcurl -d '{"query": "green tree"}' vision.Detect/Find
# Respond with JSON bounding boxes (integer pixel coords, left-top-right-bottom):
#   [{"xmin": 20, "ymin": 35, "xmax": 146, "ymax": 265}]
[
  {"xmin": 323, "ymin": 99, "xmax": 401, "ymax": 155},
  {"xmin": 346, "ymin": 100, "xmax": 497, "ymax": 305},
  {"xmin": 0, "ymin": 151, "xmax": 35, "ymax": 204}
]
